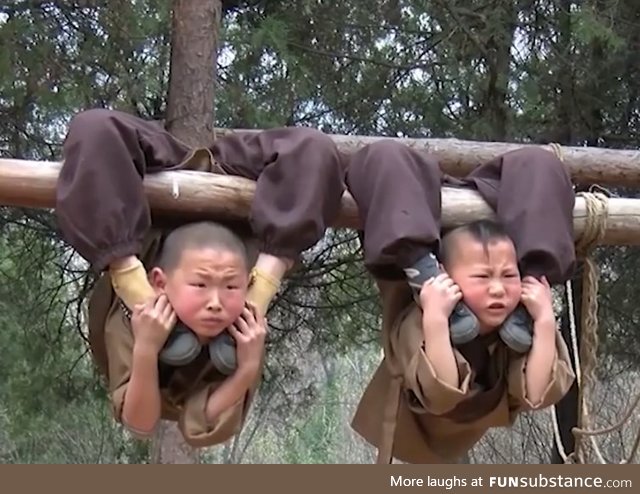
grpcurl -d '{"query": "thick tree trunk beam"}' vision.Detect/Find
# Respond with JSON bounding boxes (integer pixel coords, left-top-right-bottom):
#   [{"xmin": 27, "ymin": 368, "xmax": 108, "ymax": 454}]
[
  {"xmin": 0, "ymin": 158, "xmax": 637, "ymax": 245},
  {"xmin": 218, "ymin": 130, "xmax": 640, "ymax": 188}
]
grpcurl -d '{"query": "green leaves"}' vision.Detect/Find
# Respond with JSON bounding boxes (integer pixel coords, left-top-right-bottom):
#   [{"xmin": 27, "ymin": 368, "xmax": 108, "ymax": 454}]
[{"xmin": 573, "ymin": 3, "xmax": 624, "ymax": 51}]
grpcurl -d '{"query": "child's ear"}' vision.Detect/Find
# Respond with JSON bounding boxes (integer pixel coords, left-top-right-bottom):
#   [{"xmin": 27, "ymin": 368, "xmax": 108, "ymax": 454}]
[{"xmin": 149, "ymin": 267, "xmax": 167, "ymax": 291}]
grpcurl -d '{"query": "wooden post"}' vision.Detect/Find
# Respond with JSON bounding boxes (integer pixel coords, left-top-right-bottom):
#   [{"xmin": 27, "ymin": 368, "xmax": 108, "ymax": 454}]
[
  {"xmin": 215, "ymin": 130, "xmax": 640, "ymax": 188},
  {"xmin": 2, "ymin": 159, "xmax": 640, "ymax": 245}
]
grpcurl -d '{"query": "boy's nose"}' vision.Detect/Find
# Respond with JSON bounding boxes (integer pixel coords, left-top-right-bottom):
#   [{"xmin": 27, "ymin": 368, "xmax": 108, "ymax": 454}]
[
  {"xmin": 207, "ymin": 291, "xmax": 222, "ymax": 311},
  {"xmin": 488, "ymin": 280, "xmax": 506, "ymax": 296}
]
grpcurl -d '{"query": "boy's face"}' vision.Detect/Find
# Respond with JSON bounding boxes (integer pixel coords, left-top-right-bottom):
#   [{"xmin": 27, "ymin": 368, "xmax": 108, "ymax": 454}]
[
  {"xmin": 151, "ymin": 247, "xmax": 249, "ymax": 340},
  {"xmin": 445, "ymin": 235, "xmax": 522, "ymax": 334}
]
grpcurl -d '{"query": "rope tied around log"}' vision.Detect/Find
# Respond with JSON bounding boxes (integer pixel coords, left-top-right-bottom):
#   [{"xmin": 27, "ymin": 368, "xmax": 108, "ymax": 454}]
[
  {"xmin": 548, "ymin": 143, "xmax": 640, "ymax": 464},
  {"xmin": 575, "ymin": 192, "xmax": 609, "ymax": 257},
  {"xmin": 571, "ymin": 190, "xmax": 607, "ymax": 464},
  {"xmin": 550, "ymin": 140, "xmax": 605, "ymax": 463}
]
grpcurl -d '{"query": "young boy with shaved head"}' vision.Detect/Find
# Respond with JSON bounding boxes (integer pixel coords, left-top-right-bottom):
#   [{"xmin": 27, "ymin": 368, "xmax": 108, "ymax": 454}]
[
  {"xmin": 119, "ymin": 222, "xmax": 265, "ymax": 438},
  {"xmin": 421, "ymin": 220, "xmax": 562, "ymax": 408},
  {"xmin": 56, "ymin": 109, "xmax": 346, "ymax": 446},
  {"xmin": 347, "ymin": 141, "xmax": 576, "ymax": 463}
]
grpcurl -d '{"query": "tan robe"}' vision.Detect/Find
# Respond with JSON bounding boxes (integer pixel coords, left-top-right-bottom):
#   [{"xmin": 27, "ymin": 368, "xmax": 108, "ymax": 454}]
[
  {"xmin": 351, "ymin": 280, "xmax": 576, "ymax": 464},
  {"xmin": 87, "ymin": 229, "xmax": 260, "ymax": 448}
]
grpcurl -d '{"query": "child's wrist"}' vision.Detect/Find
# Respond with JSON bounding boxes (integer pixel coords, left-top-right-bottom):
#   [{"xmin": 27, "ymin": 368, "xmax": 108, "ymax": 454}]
[
  {"xmin": 133, "ymin": 341, "xmax": 161, "ymax": 361},
  {"xmin": 423, "ymin": 305, "xmax": 449, "ymax": 322},
  {"xmin": 533, "ymin": 315, "xmax": 556, "ymax": 338},
  {"xmin": 236, "ymin": 359, "xmax": 261, "ymax": 380},
  {"xmin": 533, "ymin": 310, "xmax": 556, "ymax": 327},
  {"xmin": 422, "ymin": 311, "xmax": 450, "ymax": 334}
]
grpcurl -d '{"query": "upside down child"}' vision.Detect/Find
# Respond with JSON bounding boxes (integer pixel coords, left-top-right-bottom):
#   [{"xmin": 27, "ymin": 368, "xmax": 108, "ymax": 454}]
[
  {"xmin": 56, "ymin": 109, "xmax": 346, "ymax": 446},
  {"xmin": 346, "ymin": 141, "xmax": 576, "ymax": 463}
]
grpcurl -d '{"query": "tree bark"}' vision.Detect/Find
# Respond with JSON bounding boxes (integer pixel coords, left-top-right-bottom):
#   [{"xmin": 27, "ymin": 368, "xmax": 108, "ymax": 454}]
[
  {"xmin": 152, "ymin": 0, "xmax": 222, "ymax": 465},
  {"xmin": 165, "ymin": 0, "xmax": 220, "ymax": 146},
  {"xmin": 150, "ymin": 424, "xmax": 200, "ymax": 464},
  {"xmin": 584, "ymin": 1, "xmax": 606, "ymax": 148},
  {"xmin": 553, "ymin": 0, "xmax": 575, "ymax": 145},
  {"xmin": 482, "ymin": 0, "xmax": 516, "ymax": 141}
]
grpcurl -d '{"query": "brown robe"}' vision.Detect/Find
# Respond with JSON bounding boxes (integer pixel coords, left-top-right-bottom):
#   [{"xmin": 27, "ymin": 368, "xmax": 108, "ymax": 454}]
[
  {"xmin": 87, "ymin": 228, "xmax": 264, "ymax": 447},
  {"xmin": 351, "ymin": 280, "xmax": 575, "ymax": 464},
  {"xmin": 57, "ymin": 109, "xmax": 346, "ymax": 447},
  {"xmin": 345, "ymin": 141, "xmax": 577, "ymax": 463}
]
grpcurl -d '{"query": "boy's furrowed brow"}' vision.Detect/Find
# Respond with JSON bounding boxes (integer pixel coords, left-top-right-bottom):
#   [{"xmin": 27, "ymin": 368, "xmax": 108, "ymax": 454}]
[{"xmin": 193, "ymin": 268, "xmax": 246, "ymax": 279}]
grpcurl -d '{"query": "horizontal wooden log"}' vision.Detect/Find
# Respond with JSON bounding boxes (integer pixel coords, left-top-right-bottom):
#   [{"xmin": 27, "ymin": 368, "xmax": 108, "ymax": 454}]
[
  {"xmin": 219, "ymin": 129, "xmax": 640, "ymax": 188},
  {"xmin": 0, "ymin": 158, "xmax": 636, "ymax": 245}
]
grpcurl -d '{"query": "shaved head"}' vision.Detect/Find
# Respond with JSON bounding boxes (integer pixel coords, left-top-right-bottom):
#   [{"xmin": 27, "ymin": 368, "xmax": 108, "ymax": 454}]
[
  {"xmin": 440, "ymin": 220, "xmax": 513, "ymax": 269},
  {"xmin": 156, "ymin": 221, "xmax": 249, "ymax": 273}
]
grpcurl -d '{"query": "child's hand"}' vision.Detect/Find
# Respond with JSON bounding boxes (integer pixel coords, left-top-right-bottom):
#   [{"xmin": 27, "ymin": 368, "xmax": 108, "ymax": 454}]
[
  {"xmin": 130, "ymin": 294, "xmax": 177, "ymax": 354},
  {"xmin": 228, "ymin": 303, "xmax": 266, "ymax": 374},
  {"xmin": 520, "ymin": 276, "xmax": 555, "ymax": 324},
  {"xmin": 419, "ymin": 272, "xmax": 462, "ymax": 319}
]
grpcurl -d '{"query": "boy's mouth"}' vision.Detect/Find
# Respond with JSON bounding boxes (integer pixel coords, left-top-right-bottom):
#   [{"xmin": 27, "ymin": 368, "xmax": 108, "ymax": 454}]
[
  {"xmin": 200, "ymin": 317, "xmax": 227, "ymax": 329},
  {"xmin": 201, "ymin": 317, "xmax": 226, "ymax": 327},
  {"xmin": 487, "ymin": 302, "xmax": 506, "ymax": 310}
]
